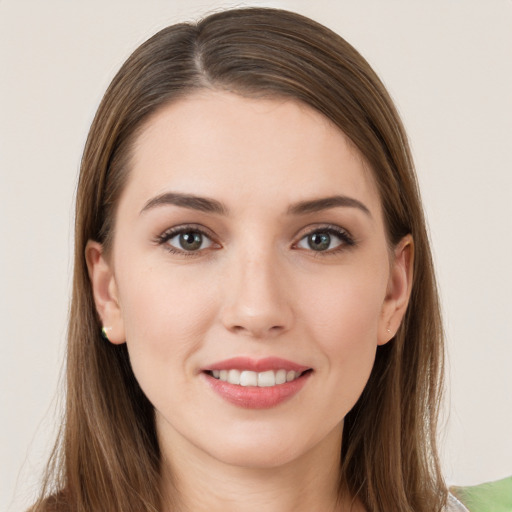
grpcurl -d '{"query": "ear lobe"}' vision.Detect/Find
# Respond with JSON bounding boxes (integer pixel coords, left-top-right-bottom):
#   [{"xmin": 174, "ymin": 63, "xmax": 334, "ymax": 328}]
[
  {"xmin": 378, "ymin": 234, "xmax": 414, "ymax": 346},
  {"xmin": 85, "ymin": 241, "xmax": 126, "ymax": 345}
]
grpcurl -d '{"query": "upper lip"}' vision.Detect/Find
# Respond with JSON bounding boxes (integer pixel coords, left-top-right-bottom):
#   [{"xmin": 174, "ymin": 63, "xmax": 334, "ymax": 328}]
[{"xmin": 203, "ymin": 357, "xmax": 310, "ymax": 373}]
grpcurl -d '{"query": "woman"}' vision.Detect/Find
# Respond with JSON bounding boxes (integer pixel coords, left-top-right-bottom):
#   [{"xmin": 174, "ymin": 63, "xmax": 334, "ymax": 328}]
[{"xmin": 31, "ymin": 7, "xmax": 467, "ymax": 512}]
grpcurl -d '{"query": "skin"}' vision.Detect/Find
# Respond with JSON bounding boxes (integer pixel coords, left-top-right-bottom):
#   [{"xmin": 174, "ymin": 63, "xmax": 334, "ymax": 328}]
[{"xmin": 87, "ymin": 91, "xmax": 413, "ymax": 512}]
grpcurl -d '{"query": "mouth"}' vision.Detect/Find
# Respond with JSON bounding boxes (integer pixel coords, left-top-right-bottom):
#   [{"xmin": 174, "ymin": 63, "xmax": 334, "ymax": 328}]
[
  {"xmin": 205, "ymin": 368, "xmax": 310, "ymax": 387},
  {"xmin": 201, "ymin": 357, "xmax": 313, "ymax": 409}
]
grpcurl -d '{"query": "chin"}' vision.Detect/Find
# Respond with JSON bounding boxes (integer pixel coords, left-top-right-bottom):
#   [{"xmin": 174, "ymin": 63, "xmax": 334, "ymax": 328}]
[
  {"xmin": 200, "ymin": 420, "xmax": 338, "ymax": 470},
  {"xmin": 210, "ymin": 439, "xmax": 305, "ymax": 470}
]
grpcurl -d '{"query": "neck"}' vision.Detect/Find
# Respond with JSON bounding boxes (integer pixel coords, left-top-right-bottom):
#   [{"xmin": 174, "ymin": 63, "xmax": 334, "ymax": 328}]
[{"xmin": 159, "ymin": 423, "xmax": 357, "ymax": 512}]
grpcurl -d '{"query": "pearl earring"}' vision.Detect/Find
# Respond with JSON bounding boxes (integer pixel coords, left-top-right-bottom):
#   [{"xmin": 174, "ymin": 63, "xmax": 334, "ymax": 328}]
[{"xmin": 101, "ymin": 326, "xmax": 112, "ymax": 340}]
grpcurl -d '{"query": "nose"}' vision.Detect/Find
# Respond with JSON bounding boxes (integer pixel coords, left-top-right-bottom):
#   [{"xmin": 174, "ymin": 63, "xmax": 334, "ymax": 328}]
[{"xmin": 220, "ymin": 249, "xmax": 293, "ymax": 339}]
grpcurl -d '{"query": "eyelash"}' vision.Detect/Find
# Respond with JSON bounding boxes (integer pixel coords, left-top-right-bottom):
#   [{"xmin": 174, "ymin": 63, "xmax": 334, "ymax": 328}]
[
  {"xmin": 154, "ymin": 224, "xmax": 356, "ymax": 257},
  {"xmin": 154, "ymin": 224, "xmax": 218, "ymax": 257},
  {"xmin": 293, "ymin": 224, "xmax": 356, "ymax": 255}
]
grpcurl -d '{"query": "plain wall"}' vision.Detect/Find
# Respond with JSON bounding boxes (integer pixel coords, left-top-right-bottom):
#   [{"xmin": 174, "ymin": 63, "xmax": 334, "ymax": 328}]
[{"xmin": 1, "ymin": 1, "xmax": 511, "ymax": 510}]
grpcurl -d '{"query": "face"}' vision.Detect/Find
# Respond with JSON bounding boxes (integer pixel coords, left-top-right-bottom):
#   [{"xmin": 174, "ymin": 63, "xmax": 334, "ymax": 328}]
[{"xmin": 87, "ymin": 91, "xmax": 412, "ymax": 471}]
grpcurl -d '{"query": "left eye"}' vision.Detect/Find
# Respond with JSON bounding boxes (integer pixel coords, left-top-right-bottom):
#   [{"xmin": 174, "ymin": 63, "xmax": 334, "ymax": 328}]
[
  {"xmin": 296, "ymin": 230, "xmax": 345, "ymax": 252},
  {"xmin": 166, "ymin": 230, "xmax": 214, "ymax": 252}
]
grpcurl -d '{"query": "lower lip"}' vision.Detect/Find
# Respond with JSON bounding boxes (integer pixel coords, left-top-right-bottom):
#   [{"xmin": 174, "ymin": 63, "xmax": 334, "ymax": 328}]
[{"xmin": 203, "ymin": 371, "xmax": 311, "ymax": 409}]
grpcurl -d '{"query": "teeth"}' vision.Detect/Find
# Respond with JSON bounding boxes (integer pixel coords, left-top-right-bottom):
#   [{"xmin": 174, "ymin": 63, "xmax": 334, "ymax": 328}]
[
  {"xmin": 211, "ymin": 369, "xmax": 303, "ymax": 387},
  {"xmin": 258, "ymin": 370, "xmax": 275, "ymax": 387},
  {"xmin": 227, "ymin": 369, "xmax": 240, "ymax": 385},
  {"xmin": 275, "ymin": 369, "xmax": 287, "ymax": 385},
  {"xmin": 240, "ymin": 370, "xmax": 258, "ymax": 386}
]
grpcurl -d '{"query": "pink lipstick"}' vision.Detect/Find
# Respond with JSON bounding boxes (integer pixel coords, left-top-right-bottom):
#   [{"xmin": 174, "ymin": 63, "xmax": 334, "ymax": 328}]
[{"xmin": 201, "ymin": 357, "xmax": 312, "ymax": 409}]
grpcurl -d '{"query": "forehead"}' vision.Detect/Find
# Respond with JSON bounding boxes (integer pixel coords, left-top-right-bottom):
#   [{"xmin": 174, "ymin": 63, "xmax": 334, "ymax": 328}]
[{"xmin": 123, "ymin": 90, "xmax": 381, "ymax": 216}]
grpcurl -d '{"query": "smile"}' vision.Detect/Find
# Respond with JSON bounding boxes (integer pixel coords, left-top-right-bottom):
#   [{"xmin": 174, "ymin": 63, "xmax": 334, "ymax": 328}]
[
  {"xmin": 207, "ymin": 369, "xmax": 304, "ymax": 387},
  {"xmin": 202, "ymin": 357, "xmax": 312, "ymax": 409}
]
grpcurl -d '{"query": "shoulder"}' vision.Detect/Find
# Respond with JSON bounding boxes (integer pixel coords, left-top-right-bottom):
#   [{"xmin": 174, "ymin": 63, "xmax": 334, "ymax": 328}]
[
  {"xmin": 449, "ymin": 475, "xmax": 512, "ymax": 512},
  {"xmin": 446, "ymin": 493, "xmax": 470, "ymax": 512},
  {"xmin": 26, "ymin": 492, "xmax": 71, "ymax": 512}
]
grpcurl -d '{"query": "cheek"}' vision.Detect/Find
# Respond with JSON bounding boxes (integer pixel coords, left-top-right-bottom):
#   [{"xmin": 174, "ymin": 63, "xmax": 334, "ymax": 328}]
[
  {"xmin": 301, "ymin": 267, "xmax": 386, "ymax": 342},
  {"xmin": 297, "ymin": 266, "xmax": 387, "ymax": 384},
  {"xmin": 115, "ymin": 260, "xmax": 218, "ymax": 380}
]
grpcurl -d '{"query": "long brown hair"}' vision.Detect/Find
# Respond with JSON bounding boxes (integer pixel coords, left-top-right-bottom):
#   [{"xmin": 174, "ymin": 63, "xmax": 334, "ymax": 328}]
[{"xmin": 32, "ymin": 7, "xmax": 446, "ymax": 511}]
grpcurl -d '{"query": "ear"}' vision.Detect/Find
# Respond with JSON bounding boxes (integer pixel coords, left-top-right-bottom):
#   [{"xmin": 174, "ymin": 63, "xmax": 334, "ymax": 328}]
[
  {"xmin": 85, "ymin": 241, "xmax": 126, "ymax": 344},
  {"xmin": 378, "ymin": 234, "xmax": 414, "ymax": 346}
]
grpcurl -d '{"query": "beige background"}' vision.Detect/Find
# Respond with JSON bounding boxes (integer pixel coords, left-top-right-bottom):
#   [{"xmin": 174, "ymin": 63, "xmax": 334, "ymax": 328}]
[{"xmin": 1, "ymin": 1, "xmax": 511, "ymax": 510}]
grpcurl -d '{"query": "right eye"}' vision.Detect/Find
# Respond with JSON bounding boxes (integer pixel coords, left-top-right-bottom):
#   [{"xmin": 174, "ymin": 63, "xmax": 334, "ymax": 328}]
[
  {"xmin": 156, "ymin": 226, "xmax": 217, "ymax": 255},
  {"xmin": 169, "ymin": 231, "xmax": 213, "ymax": 251}
]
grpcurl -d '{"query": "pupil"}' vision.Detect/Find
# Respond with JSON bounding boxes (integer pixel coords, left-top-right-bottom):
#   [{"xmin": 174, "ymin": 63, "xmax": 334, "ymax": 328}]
[
  {"xmin": 180, "ymin": 232, "xmax": 202, "ymax": 250},
  {"xmin": 309, "ymin": 233, "xmax": 330, "ymax": 251}
]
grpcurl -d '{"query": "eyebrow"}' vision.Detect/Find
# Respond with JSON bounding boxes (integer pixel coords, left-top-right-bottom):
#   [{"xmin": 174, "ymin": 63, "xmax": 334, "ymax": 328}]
[
  {"xmin": 287, "ymin": 195, "xmax": 371, "ymax": 217},
  {"xmin": 140, "ymin": 192, "xmax": 371, "ymax": 218},
  {"xmin": 140, "ymin": 192, "xmax": 228, "ymax": 216}
]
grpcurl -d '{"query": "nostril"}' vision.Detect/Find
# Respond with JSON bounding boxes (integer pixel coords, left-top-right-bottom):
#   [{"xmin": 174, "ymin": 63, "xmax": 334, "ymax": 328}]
[
  {"xmin": 228, "ymin": 323, "xmax": 286, "ymax": 337},
  {"xmin": 221, "ymin": 296, "xmax": 293, "ymax": 337}
]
